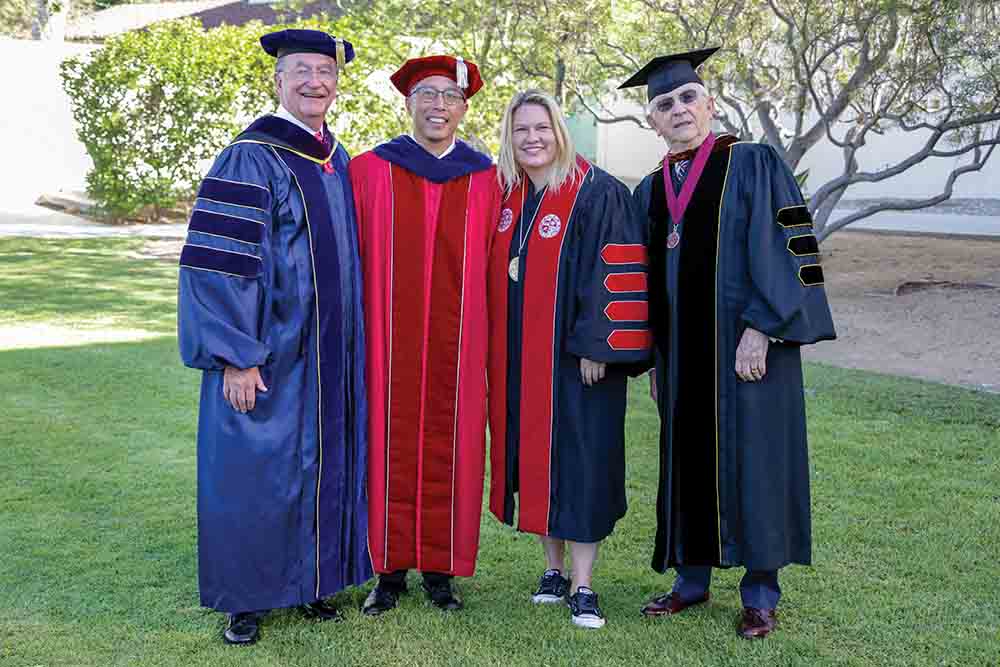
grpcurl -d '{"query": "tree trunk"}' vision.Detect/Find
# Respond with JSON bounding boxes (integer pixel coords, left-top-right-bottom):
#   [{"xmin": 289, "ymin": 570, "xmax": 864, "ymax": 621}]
[
  {"xmin": 31, "ymin": 0, "xmax": 68, "ymax": 40},
  {"xmin": 554, "ymin": 57, "xmax": 565, "ymax": 106},
  {"xmin": 30, "ymin": 0, "xmax": 49, "ymax": 39}
]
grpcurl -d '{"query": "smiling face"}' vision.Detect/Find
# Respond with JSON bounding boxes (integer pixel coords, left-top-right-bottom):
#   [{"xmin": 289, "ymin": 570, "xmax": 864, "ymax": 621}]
[
  {"xmin": 274, "ymin": 52, "xmax": 339, "ymax": 131},
  {"xmin": 647, "ymin": 83, "xmax": 715, "ymax": 152},
  {"xmin": 511, "ymin": 103, "xmax": 558, "ymax": 181},
  {"xmin": 405, "ymin": 74, "xmax": 468, "ymax": 154}
]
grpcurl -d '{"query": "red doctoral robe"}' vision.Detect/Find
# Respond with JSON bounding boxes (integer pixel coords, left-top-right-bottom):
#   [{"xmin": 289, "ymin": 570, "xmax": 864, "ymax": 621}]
[{"xmin": 349, "ymin": 137, "xmax": 500, "ymax": 576}]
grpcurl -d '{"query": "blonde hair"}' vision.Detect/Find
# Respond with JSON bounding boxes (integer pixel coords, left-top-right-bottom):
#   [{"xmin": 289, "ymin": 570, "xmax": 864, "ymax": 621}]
[{"xmin": 497, "ymin": 89, "xmax": 584, "ymax": 196}]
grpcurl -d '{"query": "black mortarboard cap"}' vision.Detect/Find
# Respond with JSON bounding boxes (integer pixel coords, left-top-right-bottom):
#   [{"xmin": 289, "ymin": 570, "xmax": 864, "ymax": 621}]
[
  {"xmin": 260, "ymin": 29, "xmax": 355, "ymax": 67},
  {"xmin": 617, "ymin": 47, "xmax": 720, "ymax": 102}
]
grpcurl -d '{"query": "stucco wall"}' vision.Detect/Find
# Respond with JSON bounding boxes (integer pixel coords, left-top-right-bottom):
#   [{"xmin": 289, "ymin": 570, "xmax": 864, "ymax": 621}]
[
  {"xmin": 594, "ymin": 99, "xmax": 999, "ymax": 198},
  {"xmin": 0, "ymin": 39, "xmax": 97, "ymax": 211}
]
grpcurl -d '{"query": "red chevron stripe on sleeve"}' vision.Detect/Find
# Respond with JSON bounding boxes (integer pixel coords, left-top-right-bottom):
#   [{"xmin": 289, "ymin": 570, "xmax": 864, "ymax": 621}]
[
  {"xmin": 604, "ymin": 272, "xmax": 647, "ymax": 293},
  {"xmin": 607, "ymin": 329, "xmax": 653, "ymax": 351},
  {"xmin": 600, "ymin": 244, "xmax": 648, "ymax": 265},
  {"xmin": 604, "ymin": 301, "xmax": 649, "ymax": 322}
]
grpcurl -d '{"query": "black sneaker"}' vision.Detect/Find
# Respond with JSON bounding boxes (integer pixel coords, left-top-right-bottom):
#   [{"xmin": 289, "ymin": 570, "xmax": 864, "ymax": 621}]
[
  {"xmin": 567, "ymin": 587, "xmax": 606, "ymax": 629},
  {"xmin": 362, "ymin": 584, "xmax": 403, "ymax": 616},
  {"xmin": 531, "ymin": 569, "xmax": 570, "ymax": 604},
  {"xmin": 422, "ymin": 580, "xmax": 463, "ymax": 611}
]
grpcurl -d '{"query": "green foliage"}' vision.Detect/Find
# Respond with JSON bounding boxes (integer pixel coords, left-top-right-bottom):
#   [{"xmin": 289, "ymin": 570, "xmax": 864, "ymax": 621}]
[
  {"xmin": 333, "ymin": 16, "xmax": 521, "ymax": 155},
  {"xmin": 296, "ymin": 6, "xmax": 536, "ymax": 156},
  {"xmin": 329, "ymin": 0, "xmax": 645, "ymax": 152},
  {"xmin": 57, "ymin": 7, "xmax": 544, "ymax": 219},
  {"xmin": 0, "ymin": 0, "xmax": 35, "ymax": 36},
  {"xmin": 60, "ymin": 18, "xmax": 274, "ymax": 220},
  {"xmin": 58, "ymin": 4, "xmax": 607, "ymax": 218}
]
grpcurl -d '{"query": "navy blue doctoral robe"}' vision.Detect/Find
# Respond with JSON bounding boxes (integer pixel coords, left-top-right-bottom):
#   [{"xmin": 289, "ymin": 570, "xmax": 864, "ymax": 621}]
[
  {"xmin": 488, "ymin": 163, "xmax": 652, "ymax": 543},
  {"xmin": 178, "ymin": 116, "xmax": 371, "ymax": 613},
  {"xmin": 633, "ymin": 138, "xmax": 836, "ymax": 573}
]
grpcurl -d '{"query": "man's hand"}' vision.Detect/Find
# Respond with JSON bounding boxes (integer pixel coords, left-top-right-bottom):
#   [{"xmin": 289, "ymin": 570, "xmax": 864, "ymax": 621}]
[
  {"xmin": 649, "ymin": 369, "xmax": 658, "ymax": 403},
  {"xmin": 735, "ymin": 328, "xmax": 769, "ymax": 382},
  {"xmin": 580, "ymin": 358, "xmax": 607, "ymax": 386},
  {"xmin": 223, "ymin": 366, "xmax": 268, "ymax": 413}
]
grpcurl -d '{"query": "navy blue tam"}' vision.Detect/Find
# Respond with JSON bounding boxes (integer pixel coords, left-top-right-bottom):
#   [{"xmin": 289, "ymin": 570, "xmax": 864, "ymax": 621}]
[
  {"xmin": 618, "ymin": 47, "xmax": 719, "ymax": 102},
  {"xmin": 260, "ymin": 29, "xmax": 355, "ymax": 67}
]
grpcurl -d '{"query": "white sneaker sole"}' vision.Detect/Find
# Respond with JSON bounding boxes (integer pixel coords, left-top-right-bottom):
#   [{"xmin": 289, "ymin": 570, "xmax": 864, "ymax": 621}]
[
  {"xmin": 531, "ymin": 593, "xmax": 567, "ymax": 604},
  {"xmin": 572, "ymin": 614, "xmax": 606, "ymax": 629}
]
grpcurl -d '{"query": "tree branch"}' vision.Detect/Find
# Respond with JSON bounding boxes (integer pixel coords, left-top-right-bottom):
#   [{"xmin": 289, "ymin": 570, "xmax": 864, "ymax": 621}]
[
  {"xmin": 817, "ymin": 142, "xmax": 998, "ymax": 241},
  {"xmin": 570, "ymin": 88, "xmax": 650, "ymax": 128},
  {"xmin": 811, "ymin": 119, "xmax": 1000, "ymax": 207},
  {"xmin": 791, "ymin": 8, "xmax": 900, "ymax": 163}
]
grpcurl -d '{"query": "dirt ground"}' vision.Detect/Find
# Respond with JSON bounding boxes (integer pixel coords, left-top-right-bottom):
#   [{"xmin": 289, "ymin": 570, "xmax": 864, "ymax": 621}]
[
  {"xmin": 142, "ymin": 229, "xmax": 1000, "ymax": 393},
  {"xmin": 805, "ymin": 230, "xmax": 1000, "ymax": 392}
]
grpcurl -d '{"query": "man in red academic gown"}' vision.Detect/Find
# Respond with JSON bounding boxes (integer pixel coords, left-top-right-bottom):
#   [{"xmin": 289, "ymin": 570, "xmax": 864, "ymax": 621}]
[{"xmin": 349, "ymin": 55, "xmax": 500, "ymax": 614}]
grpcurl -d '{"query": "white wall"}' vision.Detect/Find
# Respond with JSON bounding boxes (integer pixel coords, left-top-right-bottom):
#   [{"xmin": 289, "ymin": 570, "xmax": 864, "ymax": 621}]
[
  {"xmin": 595, "ymin": 98, "xmax": 1000, "ymax": 199},
  {"xmin": 0, "ymin": 39, "xmax": 98, "ymax": 212},
  {"xmin": 595, "ymin": 100, "xmax": 666, "ymax": 189},
  {"xmin": 796, "ymin": 125, "xmax": 999, "ymax": 199}
]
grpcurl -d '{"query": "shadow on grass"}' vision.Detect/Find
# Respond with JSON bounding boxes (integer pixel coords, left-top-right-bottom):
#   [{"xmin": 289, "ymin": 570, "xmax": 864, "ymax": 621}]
[{"xmin": 0, "ymin": 238, "xmax": 178, "ymax": 334}]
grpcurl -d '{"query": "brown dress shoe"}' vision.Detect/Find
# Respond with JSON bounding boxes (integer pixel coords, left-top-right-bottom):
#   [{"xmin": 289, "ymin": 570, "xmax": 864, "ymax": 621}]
[
  {"xmin": 738, "ymin": 606, "xmax": 777, "ymax": 639},
  {"xmin": 641, "ymin": 591, "xmax": 710, "ymax": 616}
]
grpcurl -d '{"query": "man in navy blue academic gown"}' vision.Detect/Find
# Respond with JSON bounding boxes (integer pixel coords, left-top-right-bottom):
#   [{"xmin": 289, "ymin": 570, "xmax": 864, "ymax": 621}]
[
  {"xmin": 177, "ymin": 29, "xmax": 371, "ymax": 645},
  {"xmin": 622, "ymin": 48, "xmax": 836, "ymax": 639}
]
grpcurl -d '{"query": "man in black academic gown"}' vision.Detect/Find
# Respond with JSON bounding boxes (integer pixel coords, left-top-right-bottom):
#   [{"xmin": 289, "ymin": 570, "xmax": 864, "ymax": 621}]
[{"xmin": 624, "ymin": 48, "xmax": 836, "ymax": 639}]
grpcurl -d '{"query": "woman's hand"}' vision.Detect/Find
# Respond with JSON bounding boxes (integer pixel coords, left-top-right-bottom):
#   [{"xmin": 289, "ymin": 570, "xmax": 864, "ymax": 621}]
[{"xmin": 580, "ymin": 358, "xmax": 607, "ymax": 386}]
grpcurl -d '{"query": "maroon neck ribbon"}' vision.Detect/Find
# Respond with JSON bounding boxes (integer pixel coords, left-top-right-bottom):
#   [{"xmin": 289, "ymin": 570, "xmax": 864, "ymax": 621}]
[{"xmin": 662, "ymin": 132, "xmax": 716, "ymax": 227}]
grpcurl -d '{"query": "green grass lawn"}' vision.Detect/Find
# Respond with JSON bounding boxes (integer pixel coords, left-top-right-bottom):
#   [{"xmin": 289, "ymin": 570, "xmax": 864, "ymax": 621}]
[{"xmin": 1, "ymin": 238, "xmax": 998, "ymax": 666}]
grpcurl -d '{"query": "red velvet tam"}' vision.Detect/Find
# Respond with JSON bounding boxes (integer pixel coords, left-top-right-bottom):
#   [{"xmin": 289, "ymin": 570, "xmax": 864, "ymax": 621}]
[{"xmin": 390, "ymin": 55, "xmax": 484, "ymax": 98}]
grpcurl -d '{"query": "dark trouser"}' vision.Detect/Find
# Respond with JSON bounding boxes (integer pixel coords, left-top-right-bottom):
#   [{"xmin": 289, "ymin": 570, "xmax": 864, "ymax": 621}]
[
  {"xmin": 378, "ymin": 569, "xmax": 452, "ymax": 592},
  {"xmin": 673, "ymin": 566, "xmax": 781, "ymax": 609}
]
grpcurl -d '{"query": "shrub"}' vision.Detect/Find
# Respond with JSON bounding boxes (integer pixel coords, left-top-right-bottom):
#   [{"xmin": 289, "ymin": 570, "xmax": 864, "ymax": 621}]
[
  {"xmin": 61, "ymin": 19, "xmax": 275, "ymax": 220},
  {"xmin": 60, "ymin": 11, "xmax": 513, "ymax": 220}
]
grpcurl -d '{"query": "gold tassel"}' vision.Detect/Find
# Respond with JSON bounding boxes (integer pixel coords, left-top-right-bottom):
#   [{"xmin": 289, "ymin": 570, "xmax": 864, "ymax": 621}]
[{"xmin": 335, "ymin": 38, "xmax": 346, "ymax": 68}]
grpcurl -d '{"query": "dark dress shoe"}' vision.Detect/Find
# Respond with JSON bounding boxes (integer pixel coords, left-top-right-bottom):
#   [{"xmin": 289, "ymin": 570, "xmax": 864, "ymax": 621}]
[
  {"xmin": 641, "ymin": 591, "xmax": 710, "ymax": 616},
  {"xmin": 362, "ymin": 585, "xmax": 402, "ymax": 616},
  {"xmin": 301, "ymin": 599, "xmax": 343, "ymax": 622},
  {"xmin": 738, "ymin": 606, "xmax": 777, "ymax": 639},
  {"xmin": 422, "ymin": 580, "xmax": 463, "ymax": 611},
  {"xmin": 223, "ymin": 611, "xmax": 262, "ymax": 645}
]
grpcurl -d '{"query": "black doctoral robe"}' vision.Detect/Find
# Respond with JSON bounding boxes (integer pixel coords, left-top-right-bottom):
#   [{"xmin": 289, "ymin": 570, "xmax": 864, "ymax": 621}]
[
  {"xmin": 633, "ymin": 135, "xmax": 836, "ymax": 573},
  {"xmin": 488, "ymin": 162, "xmax": 652, "ymax": 543}
]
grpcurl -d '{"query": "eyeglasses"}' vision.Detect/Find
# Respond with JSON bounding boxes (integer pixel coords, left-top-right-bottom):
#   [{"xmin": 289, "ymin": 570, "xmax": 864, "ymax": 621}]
[
  {"xmin": 650, "ymin": 89, "xmax": 702, "ymax": 114},
  {"xmin": 411, "ymin": 86, "xmax": 466, "ymax": 107},
  {"xmin": 282, "ymin": 66, "xmax": 338, "ymax": 82}
]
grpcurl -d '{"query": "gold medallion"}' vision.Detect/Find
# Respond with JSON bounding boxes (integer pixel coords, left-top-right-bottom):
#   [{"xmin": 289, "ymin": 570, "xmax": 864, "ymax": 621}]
[{"xmin": 508, "ymin": 256, "xmax": 519, "ymax": 281}]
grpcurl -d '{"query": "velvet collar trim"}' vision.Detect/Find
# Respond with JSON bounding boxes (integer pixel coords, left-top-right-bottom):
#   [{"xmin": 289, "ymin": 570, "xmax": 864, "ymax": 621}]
[
  {"xmin": 373, "ymin": 135, "xmax": 492, "ymax": 184},
  {"xmin": 232, "ymin": 115, "xmax": 335, "ymax": 163},
  {"xmin": 664, "ymin": 133, "xmax": 739, "ymax": 165}
]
